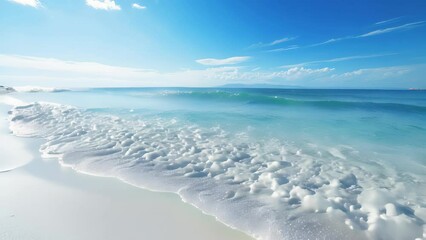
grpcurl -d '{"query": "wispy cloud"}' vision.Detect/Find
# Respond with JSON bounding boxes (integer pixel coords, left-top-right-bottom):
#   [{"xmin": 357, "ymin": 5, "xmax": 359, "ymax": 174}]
[
  {"xmin": 360, "ymin": 21, "xmax": 425, "ymax": 37},
  {"xmin": 375, "ymin": 17, "xmax": 402, "ymax": 25},
  {"xmin": 320, "ymin": 64, "xmax": 426, "ymax": 88},
  {"xmin": 266, "ymin": 45, "xmax": 300, "ymax": 52},
  {"xmin": 309, "ymin": 37, "xmax": 350, "ymax": 47},
  {"xmin": 280, "ymin": 53, "xmax": 394, "ymax": 68},
  {"xmin": 0, "ymin": 54, "xmax": 241, "ymax": 87},
  {"xmin": 86, "ymin": 0, "xmax": 121, "ymax": 11},
  {"xmin": 0, "ymin": 54, "xmax": 335, "ymax": 87},
  {"xmin": 312, "ymin": 21, "xmax": 425, "ymax": 46},
  {"xmin": 132, "ymin": 3, "xmax": 146, "ymax": 9},
  {"xmin": 8, "ymin": 0, "xmax": 41, "ymax": 8},
  {"xmin": 0, "ymin": 55, "xmax": 153, "ymax": 75},
  {"xmin": 250, "ymin": 37, "xmax": 296, "ymax": 48},
  {"xmin": 268, "ymin": 67, "xmax": 334, "ymax": 80},
  {"xmin": 2, "ymin": 54, "xmax": 422, "ymax": 88},
  {"xmin": 196, "ymin": 56, "xmax": 251, "ymax": 66},
  {"xmin": 332, "ymin": 65, "xmax": 411, "ymax": 80}
]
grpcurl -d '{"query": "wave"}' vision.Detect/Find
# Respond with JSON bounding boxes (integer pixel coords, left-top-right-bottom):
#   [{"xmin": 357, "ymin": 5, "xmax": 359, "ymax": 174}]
[
  {"xmin": 8, "ymin": 102, "xmax": 426, "ymax": 240},
  {"xmin": 13, "ymin": 86, "xmax": 71, "ymax": 93},
  {"xmin": 156, "ymin": 90, "xmax": 426, "ymax": 114},
  {"xmin": 0, "ymin": 86, "xmax": 15, "ymax": 94}
]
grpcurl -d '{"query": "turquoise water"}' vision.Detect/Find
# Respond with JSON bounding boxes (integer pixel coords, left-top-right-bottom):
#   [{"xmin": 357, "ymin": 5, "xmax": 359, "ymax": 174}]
[
  {"xmin": 16, "ymin": 88, "xmax": 426, "ymax": 171},
  {"xmin": 9, "ymin": 88, "xmax": 426, "ymax": 239}
]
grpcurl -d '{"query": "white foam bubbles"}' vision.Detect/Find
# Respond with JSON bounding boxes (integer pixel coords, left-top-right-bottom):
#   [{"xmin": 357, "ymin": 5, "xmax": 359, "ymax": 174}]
[
  {"xmin": 13, "ymin": 86, "xmax": 70, "ymax": 93},
  {"xmin": 8, "ymin": 102, "xmax": 426, "ymax": 240}
]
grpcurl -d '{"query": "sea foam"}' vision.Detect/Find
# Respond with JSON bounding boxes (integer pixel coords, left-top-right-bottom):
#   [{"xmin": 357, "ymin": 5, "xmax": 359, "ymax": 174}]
[
  {"xmin": 8, "ymin": 102, "xmax": 426, "ymax": 240},
  {"xmin": 13, "ymin": 86, "xmax": 70, "ymax": 93}
]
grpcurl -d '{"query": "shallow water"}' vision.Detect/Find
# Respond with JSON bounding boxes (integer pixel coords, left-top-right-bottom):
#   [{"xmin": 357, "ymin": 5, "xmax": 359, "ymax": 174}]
[{"xmin": 8, "ymin": 88, "xmax": 426, "ymax": 239}]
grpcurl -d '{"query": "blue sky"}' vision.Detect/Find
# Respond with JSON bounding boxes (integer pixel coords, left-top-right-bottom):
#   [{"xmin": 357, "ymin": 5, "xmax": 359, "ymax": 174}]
[{"xmin": 0, "ymin": 0, "xmax": 425, "ymax": 88}]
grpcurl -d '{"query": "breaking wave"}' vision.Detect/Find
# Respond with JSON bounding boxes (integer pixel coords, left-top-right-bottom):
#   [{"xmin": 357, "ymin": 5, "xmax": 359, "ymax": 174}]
[{"xmin": 136, "ymin": 90, "xmax": 426, "ymax": 114}]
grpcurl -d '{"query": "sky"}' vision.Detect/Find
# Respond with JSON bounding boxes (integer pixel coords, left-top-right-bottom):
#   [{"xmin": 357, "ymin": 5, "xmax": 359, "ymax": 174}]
[{"xmin": 0, "ymin": 0, "xmax": 425, "ymax": 88}]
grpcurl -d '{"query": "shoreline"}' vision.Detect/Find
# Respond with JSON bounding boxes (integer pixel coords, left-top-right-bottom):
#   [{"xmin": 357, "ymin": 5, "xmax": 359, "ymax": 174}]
[{"xmin": 0, "ymin": 102, "xmax": 253, "ymax": 240}]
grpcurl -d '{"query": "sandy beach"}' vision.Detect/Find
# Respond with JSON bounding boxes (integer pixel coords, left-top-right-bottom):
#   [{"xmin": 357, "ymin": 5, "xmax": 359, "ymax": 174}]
[
  {"xmin": 0, "ymin": 102, "xmax": 253, "ymax": 240},
  {"xmin": 1, "ymin": 0, "xmax": 425, "ymax": 238}
]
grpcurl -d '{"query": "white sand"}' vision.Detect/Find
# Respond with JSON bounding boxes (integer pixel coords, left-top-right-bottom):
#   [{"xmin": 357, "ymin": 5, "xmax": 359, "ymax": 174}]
[
  {"xmin": 0, "ymin": 103, "xmax": 253, "ymax": 240},
  {"xmin": 0, "ymin": 103, "xmax": 33, "ymax": 172}
]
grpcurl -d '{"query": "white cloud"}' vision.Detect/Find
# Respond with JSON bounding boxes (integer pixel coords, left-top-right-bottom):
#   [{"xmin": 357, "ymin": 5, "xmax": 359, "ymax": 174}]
[
  {"xmin": 250, "ymin": 37, "xmax": 296, "ymax": 48},
  {"xmin": 335, "ymin": 66, "xmax": 410, "ymax": 80},
  {"xmin": 314, "ymin": 65, "xmax": 425, "ymax": 88},
  {"xmin": 269, "ymin": 67, "xmax": 334, "ymax": 80},
  {"xmin": 309, "ymin": 37, "xmax": 350, "ymax": 47},
  {"xmin": 280, "ymin": 53, "xmax": 394, "ymax": 68},
  {"xmin": 212, "ymin": 66, "xmax": 334, "ymax": 82},
  {"xmin": 269, "ymin": 38, "xmax": 294, "ymax": 46},
  {"xmin": 266, "ymin": 45, "xmax": 300, "ymax": 52},
  {"xmin": 360, "ymin": 21, "xmax": 425, "ymax": 37},
  {"xmin": 3, "ymin": 54, "xmax": 421, "ymax": 89},
  {"xmin": 0, "ymin": 54, "xmax": 336, "ymax": 88},
  {"xmin": 375, "ymin": 17, "xmax": 402, "ymax": 25},
  {"xmin": 0, "ymin": 55, "xmax": 153, "ymax": 75},
  {"xmin": 132, "ymin": 3, "xmax": 146, "ymax": 9},
  {"xmin": 8, "ymin": 0, "xmax": 41, "ymax": 8},
  {"xmin": 0, "ymin": 55, "xmax": 249, "ymax": 87},
  {"xmin": 312, "ymin": 21, "xmax": 425, "ymax": 47},
  {"xmin": 86, "ymin": 0, "xmax": 121, "ymax": 11},
  {"xmin": 196, "ymin": 56, "xmax": 251, "ymax": 66}
]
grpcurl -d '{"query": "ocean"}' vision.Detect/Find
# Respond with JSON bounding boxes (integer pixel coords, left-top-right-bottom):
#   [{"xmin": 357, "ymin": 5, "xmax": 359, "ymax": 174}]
[{"xmin": 8, "ymin": 88, "xmax": 426, "ymax": 239}]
